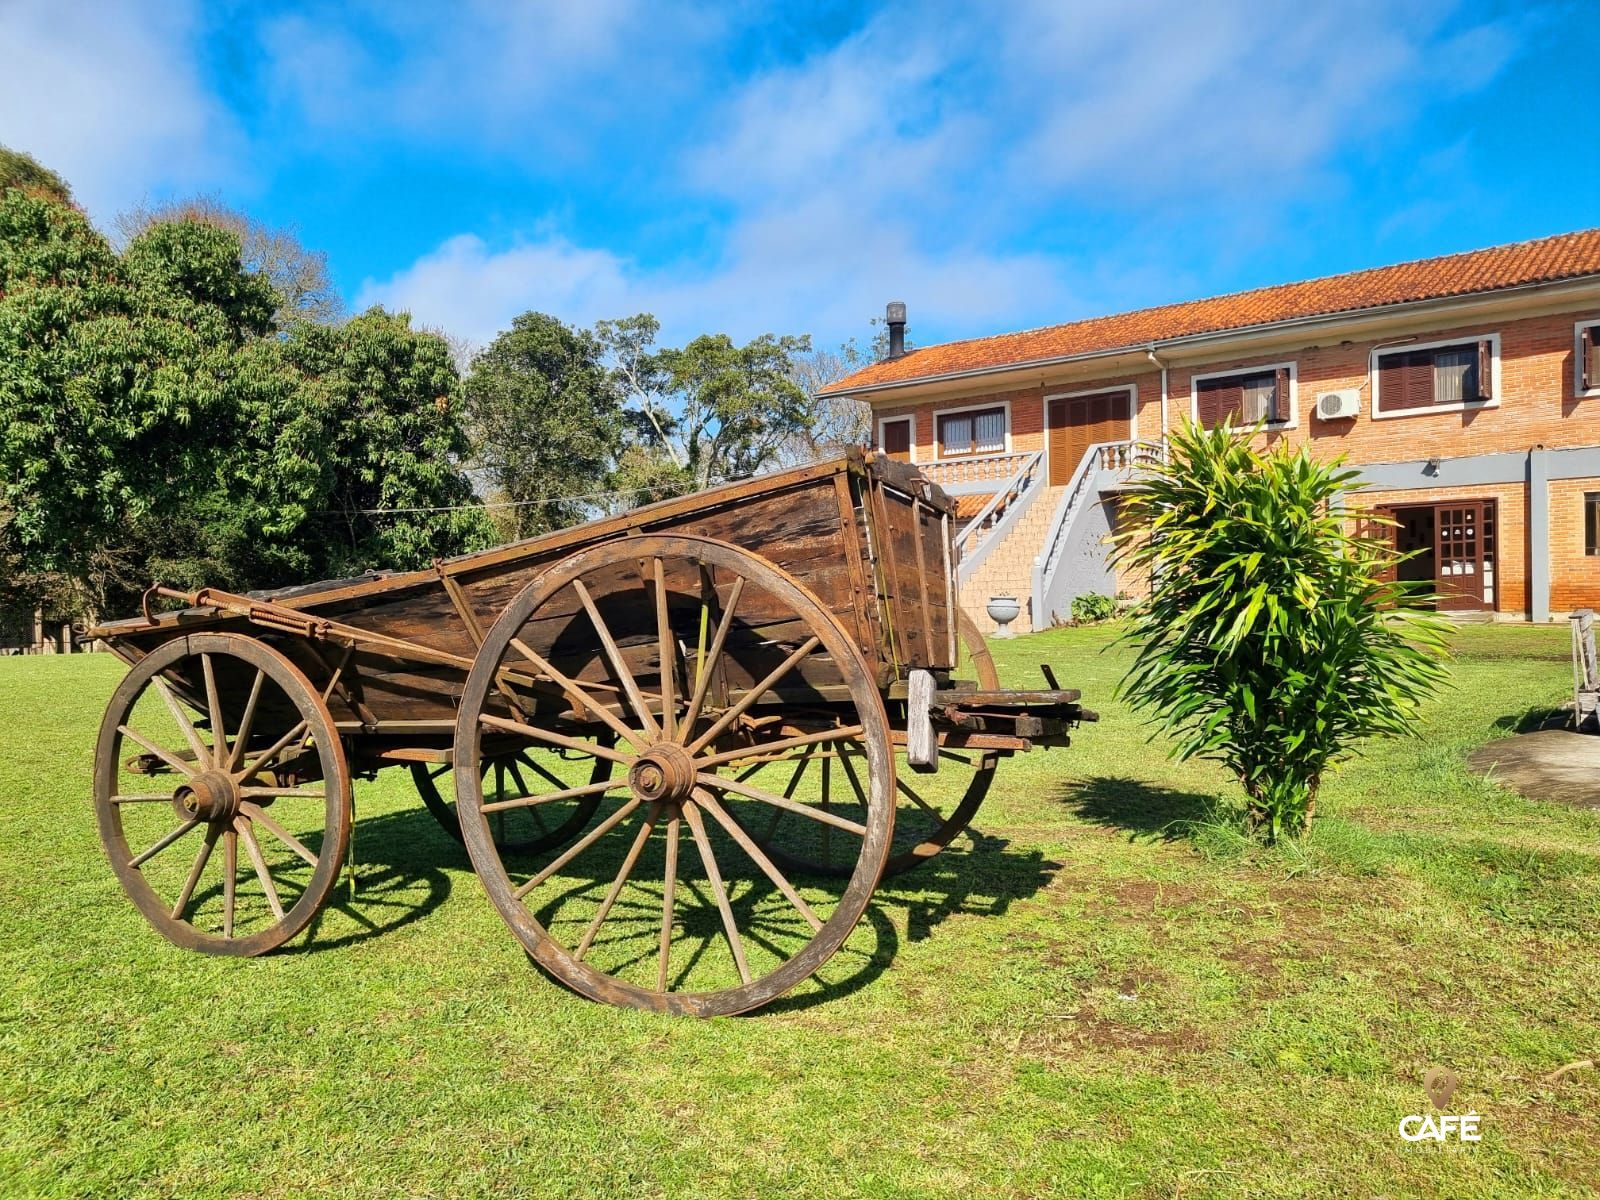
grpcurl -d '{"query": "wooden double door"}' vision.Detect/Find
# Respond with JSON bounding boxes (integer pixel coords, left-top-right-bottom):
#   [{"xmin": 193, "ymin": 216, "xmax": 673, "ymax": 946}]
[
  {"xmin": 1047, "ymin": 390, "xmax": 1132, "ymax": 486},
  {"xmin": 1387, "ymin": 500, "xmax": 1497, "ymax": 611}
]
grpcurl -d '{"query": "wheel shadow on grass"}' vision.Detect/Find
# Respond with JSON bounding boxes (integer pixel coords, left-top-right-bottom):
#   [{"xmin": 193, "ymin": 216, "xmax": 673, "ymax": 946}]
[
  {"xmin": 287, "ymin": 803, "xmax": 457, "ymax": 954},
  {"xmin": 1055, "ymin": 775, "xmax": 1223, "ymax": 843},
  {"xmin": 758, "ymin": 832, "xmax": 1061, "ymax": 1015}
]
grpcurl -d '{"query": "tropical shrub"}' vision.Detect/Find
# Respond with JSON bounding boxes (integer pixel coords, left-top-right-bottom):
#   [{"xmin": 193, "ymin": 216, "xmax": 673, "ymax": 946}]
[
  {"xmin": 1071, "ymin": 592, "xmax": 1117, "ymax": 624},
  {"xmin": 1111, "ymin": 420, "xmax": 1449, "ymax": 841}
]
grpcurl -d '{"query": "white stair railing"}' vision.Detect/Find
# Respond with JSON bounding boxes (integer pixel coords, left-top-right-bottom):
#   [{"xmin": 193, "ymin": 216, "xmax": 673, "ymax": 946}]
[
  {"xmin": 1030, "ymin": 439, "xmax": 1164, "ymax": 625},
  {"xmin": 954, "ymin": 451, "xmax": 1043, "ymax": 579}
]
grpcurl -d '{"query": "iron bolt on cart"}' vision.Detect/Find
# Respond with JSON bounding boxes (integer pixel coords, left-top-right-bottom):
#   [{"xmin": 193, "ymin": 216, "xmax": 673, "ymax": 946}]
[{"xmin": 90, "ymin": 451, "xmax": 1093, "ymax": 1015}]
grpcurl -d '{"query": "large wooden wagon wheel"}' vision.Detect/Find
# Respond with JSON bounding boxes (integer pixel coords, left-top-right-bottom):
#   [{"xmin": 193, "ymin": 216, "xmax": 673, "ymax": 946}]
[
  {"xmin": 410, "ymin": 747, "xmax": 607, "ymax": 856},
  {"xmin": 93, "ymin": 632, "xmax": 351, "ymax": 956},
  {"xmin": 735, "ymin": 609, "xmax": 1002, "ymax": 878},
  {"xmin": 453, "ymin": 534, "xmax": 895, "ymax": 1016}
]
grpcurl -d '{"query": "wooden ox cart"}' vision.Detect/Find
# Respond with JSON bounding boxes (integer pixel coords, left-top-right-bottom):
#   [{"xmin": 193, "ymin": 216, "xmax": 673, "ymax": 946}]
[{"xmin": 89, "ymin": 451, "xmax": 1091, "ymax": 1015}]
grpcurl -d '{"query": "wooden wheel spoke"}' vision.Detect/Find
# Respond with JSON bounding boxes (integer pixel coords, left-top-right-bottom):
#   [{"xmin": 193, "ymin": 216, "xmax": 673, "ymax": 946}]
[
  {"xmin": 118, "ymin": 723, "xmax": 197, "ymax": 778},
  {"xmin": 111, "ymin": 793, "xmax": 176, "ymax": 804},
  {"xmin": 513, "ymin": 798, "xmax": 642, "ymax": 900},
  {"xmin": 686, "ymin": 635, "xmax": 821, "ymax": 755},
  {"xmin": 170, "ymin": 824, "xmax": 222, "ymax": 920},
  {"xmin": 227, "ymin": 668, "xmax": 267, "ymax": 771},
  {"xmin": 896, "ymin": 777, "xmax": 947, "ymax": 828},
  {"xmin": 514, "ymin": 751, "xmax": 571, "ymax": 791},
  {"xmin": 222, "ymin": 829, "xmax": 237, "ymax": 938},
  {"xmin": 696, "ymin": 724, "xmax": 864, "ymax": 770},
  {"xmin": 237, "ymin": 719, "xmax": 310, "ymax": 786},
  {"xmin": 502, "ymin": 760, "xmax": 553, "ymax": 833},
  {"xmin": 240, "ymin": 801, "xmax": 319, "ymax": 867},
  {"xmin": 240, "ymin": 786, "xmax": 325, "ymax": 799},
  {"xmin": 129, "ymin": 817, "xmax": 200, "ymax": 868},
  {"xmin": 656, "ymin": 815, "xmax": 681, "ymax": 992},
  {"xmin": 682, "ymin": 576, "xmax": 744, "ymax": 736},
  {"xmin": 480, "ymin": 777, "xmax": 621, "ymax": 814},
  {"xmin": 508, "ymin": 634, "xmax": 647, "ymax": 752},
  {"xmin": 651, "ymin": 558, "xmax": 676, "ymax": 739},
  {"xmin": 683, "ymin": 801, "xmax": 751, "ymax": 984},
  {"xmin": 201, "ymin": 654, "xmax": 226, "ymax": 766},
  {"xmin": 237, "ymin": 818, "xmax": 285, "ymax": 921},
  {"xmin": 572, "ymin": 578, "xmax": 662, "ymax": 741},
  {"xmin": 152, "ymin": 679, "xmax": 210, "ymax": 767},
  {"xmin": 697, "ymin": 772, "xmax": 867, "ymax": 836},
  {"xmin": 575, "ymin": 803, "xmax": 661, "ymax": 960},
  {"xmin": 480, "ymin": 713, "xmax": 635, "ymax": 767},
  {"xmin": 695, "ymin": 790, "xmax": 822, "ymax": 931}
]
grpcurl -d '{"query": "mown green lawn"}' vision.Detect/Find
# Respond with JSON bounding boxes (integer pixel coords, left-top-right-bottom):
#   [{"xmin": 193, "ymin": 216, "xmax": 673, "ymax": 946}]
[{"xmin": 3, "ymin": 622, "xmax": 1598, "ymax": 1199}]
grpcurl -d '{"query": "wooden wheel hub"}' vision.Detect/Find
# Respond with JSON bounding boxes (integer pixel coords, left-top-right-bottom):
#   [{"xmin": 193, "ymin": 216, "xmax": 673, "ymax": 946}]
[
  {"xmin": 628, "ymin": 743, "xmax": 696, "ymax": 804},
  {"xmin": 174, "ymin": 770, "xmax": 241, "ymax": 823}
]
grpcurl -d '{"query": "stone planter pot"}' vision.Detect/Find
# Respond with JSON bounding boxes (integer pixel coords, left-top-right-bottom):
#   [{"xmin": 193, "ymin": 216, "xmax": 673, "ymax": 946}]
[{"xmin": 986, "ymin": 595, "xmax": 1021, "ymax": 639}]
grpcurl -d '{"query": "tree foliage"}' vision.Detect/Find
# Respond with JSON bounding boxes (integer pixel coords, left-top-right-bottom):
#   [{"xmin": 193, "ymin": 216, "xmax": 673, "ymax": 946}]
[
  {"xmin": 115, "ymin": 195, "xmax": 343, "ymax": 326},
  {"xmin": 0, "ymin": 145, "xmax": 71, "ymax": 205},
  {"xmin": 1111, "ymin": 420, "xmax": 1451, "ymax": 841},
  {"xmin": 0, "ymin": 186, "xmax": 489, "ymax": 619},
  {"xmin": 464, "ymin": 312, "xmax": 623, "ymax": 540},
  {"xmin": 597, "ymin": 315, "xmax": 813, "ymax": 494}
]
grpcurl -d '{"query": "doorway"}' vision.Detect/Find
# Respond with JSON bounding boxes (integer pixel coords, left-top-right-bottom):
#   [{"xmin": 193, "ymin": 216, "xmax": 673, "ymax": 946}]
[
  {"xmin": 1387, "ymin": 500, "xmax": 1496, "ymax": 612},
  {"xmin": 879, "ymin": 417, "xmax": 912, "ymax": 463},
  {"xmin": 1046, "ymin": 389, "xmax": 1132, "ymax": 486}
]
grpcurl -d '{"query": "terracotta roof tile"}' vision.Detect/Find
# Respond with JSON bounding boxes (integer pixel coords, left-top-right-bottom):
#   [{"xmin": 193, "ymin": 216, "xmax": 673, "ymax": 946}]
[{"xmin": 823, "ymin": 228, "xmax": 1600, "ymax": 395}]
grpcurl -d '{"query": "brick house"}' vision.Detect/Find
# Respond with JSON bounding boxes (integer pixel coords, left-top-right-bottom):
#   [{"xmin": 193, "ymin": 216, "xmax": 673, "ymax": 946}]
[{"xmin": 818, "ymin": 229, "xmax": 1600, "ymax": 632}]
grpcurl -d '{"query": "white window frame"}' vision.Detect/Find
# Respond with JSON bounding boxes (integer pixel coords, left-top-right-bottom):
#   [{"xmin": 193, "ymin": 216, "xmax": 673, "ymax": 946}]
[
  {"xmin": 1041, "ymin": 384, "xmax": 1138, "ymax": 484},
  {"xmin": 1371, "ymin": 332, "xmax": 1501, "ymax": 420},
  {"xmin": 1575, "ymin": 319, "xmax": 1600, "ymax": 400},
  {"xmin": 931, "ymin": 398, "xmax": 1012, "ymax": 461},
  {"xmin": 876, "ymin": 414, "xmax": 916, "ymax": 464},
  {"xmin": 1188, "ymin": 360, "xmax": 1299, "ymax": 430}
]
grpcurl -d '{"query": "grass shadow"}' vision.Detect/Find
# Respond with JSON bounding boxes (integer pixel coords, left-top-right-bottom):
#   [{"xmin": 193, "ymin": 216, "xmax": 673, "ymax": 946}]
[
  {"xmin": 1491, "ymin": 704, "xmax": 1571, "ymax": 735},
  {"xmin": 288, "ymin": 801, "xmax": 456, "ymax": 954},
  {"xmin": 1056, "ymin": 774, "xmax": 1225, "ymax": 843},
  {"xmin": 759, "ymin": 831, "xmax": 1060, "ymax": 1015}
]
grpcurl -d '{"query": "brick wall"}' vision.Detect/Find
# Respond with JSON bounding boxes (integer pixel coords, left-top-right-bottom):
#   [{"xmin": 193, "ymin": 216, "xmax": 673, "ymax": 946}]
[
  {"xmin": 1161, "ymin": 309, "xmax": 1600, "ymax": 461},
  {"xmin": 1550, "ymin": 477, "xmax": 1600, "ymax": 612}
]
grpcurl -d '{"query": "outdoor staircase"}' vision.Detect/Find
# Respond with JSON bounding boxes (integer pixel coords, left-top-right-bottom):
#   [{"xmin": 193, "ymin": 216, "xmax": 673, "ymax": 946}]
[{"xmin": 938, "ymin": 439, "xmax": 1163, "ymax": 636}]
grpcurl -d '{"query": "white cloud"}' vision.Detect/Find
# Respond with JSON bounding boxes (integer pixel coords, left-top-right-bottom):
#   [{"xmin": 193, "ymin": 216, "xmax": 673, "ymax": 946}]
[
  {"xmin": 355, "ymin": 233, "xmax": 636, "ymax": 350},
  {"xmin": 0, "ymin": 0, "xmax": 237, "ymax": 219}
]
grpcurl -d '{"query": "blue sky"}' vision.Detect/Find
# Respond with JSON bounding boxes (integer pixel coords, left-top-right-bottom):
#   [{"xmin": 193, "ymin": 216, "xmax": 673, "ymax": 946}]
[{"xmin": 3, "ymin": 1, "xmax": 1596, "ymax": 355}]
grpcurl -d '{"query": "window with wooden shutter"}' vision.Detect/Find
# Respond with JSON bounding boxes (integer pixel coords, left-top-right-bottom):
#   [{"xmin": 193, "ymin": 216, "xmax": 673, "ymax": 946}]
[
  {"xmin": 1375, "ymin": 339, "xmax": 1495, "ymax": 414},
  {"xmin": 1579, "ymin": 323, "xmax": 1600, "ymax": 395},
  {"xmin": 1195, "ymin": 366, "xmax": 1291, "ymax": 428},
  {"xmin": 1587, "ymin": 493, "xmax": 1600, "ymax": 556}
]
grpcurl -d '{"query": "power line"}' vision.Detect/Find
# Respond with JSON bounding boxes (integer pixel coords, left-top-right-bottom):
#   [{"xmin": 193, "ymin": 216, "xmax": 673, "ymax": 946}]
[{"xmin": 327, "ymin": 478, "xmax": 704, "ymax": 516}]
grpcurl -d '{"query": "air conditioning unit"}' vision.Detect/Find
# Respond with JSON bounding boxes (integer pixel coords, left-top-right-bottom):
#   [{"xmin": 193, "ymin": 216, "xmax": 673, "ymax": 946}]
[{"xmin": 1316, "ymin": 389, "xmax": 1360, "ymax": 421}]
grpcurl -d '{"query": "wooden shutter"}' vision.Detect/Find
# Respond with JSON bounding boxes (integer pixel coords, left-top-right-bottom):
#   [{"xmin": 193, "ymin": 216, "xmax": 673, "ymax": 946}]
[
  {"xmin": 1582, "ymin": 325, "xmax": 1595, "ymax": 393},
  {"xmin": 1378, "ymin": 351, "xmax": 1432, "ymax": 412},
  {"xmin": 1273, "ymin": 367, "xmax": 1291, "ymax": 423},
  {"xmin": 1196, "ymin": 377, "xmax": 1242, "ymax": 428},
  {"xmin": 1476, "ymin": 339, "xmax": 1493, "ymax": 401}
]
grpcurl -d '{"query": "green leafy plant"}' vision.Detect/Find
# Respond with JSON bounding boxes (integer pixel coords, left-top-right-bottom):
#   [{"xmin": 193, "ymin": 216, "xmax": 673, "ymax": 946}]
[
  {"xmin": 1111, "ymin": 420, "xmax": 1450, "ymax": 841},
  {"xmin": 1071, "ymin": 592, "xmax": 1117, "ymax": 624}
]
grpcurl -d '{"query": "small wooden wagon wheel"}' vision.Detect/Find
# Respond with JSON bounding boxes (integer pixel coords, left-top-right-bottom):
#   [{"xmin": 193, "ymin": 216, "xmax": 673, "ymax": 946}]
[
  {"xmin": 411, "ymin": 746, "xmax": 607, "ymax": 856},
  {"xmin": 736, "ymin": 609, "xmax": 1003, "ymax": 878},
  {"xmin": 453, "ymin": 534, "xmax": 894, "ymax": 1016},
  {"xmin": 93, "ymin": 632, "xmax": 351, "ymax": 956}
]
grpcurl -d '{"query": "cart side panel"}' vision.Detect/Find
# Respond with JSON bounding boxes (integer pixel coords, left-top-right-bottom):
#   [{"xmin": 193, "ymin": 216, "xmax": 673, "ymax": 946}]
[{"xmin": 860, "ymin": 472, "xmax": 956, "ymax": 675}]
